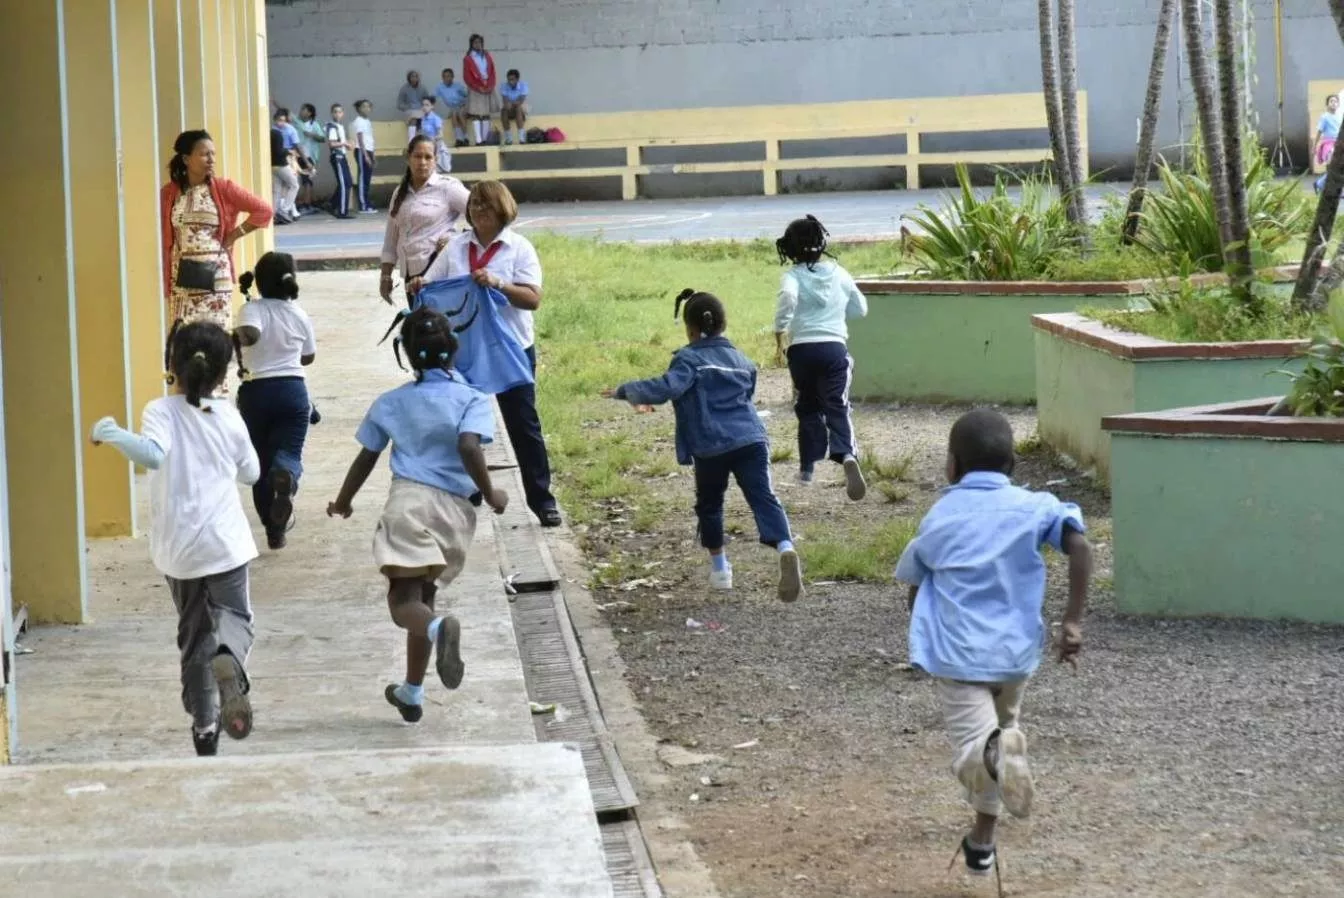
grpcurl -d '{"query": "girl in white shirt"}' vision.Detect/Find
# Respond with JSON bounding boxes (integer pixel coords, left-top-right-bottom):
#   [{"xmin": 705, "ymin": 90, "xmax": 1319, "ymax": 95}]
[
  {"xmin": 90, "ymin": 321, "xmax": 261, "ymax": 758},
  {"xmin": 410, "ymin": 180, "xmax": 560, "ymax": 528},
  {"xmin": 234, "ymin": 252, "xmax": 317, "ymax": 551}
]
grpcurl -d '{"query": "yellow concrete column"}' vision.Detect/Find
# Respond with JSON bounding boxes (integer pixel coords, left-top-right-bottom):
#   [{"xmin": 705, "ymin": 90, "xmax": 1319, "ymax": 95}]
[
  {"xmin": 231, "ymin": 0, "xmax": 255, "ymax": 279},
  {"xmin": 119, "ymin": 0, "xmax": 167, "ymax": 436},
  {"xmin": 0, "ymin": 2, "xmax": 90, "ymax": 623},
  {"xmin": 199, "ymin": 0, "xmax": 224, "ymax": 140},
  {"xmin": 247, "ymin": 0, "xmax": 275, "ymax": 255},
  {"xmin": 66, "ymin": 1, "xmax": 136, "ymax": 539},
  {"xmin": 153, "ymin": 0, "xmax": 185, "ymax": 143},
  {"xmin": 217, "ymin": 0, "xmax": 248, "ymax": 284},
  {"xmin": 179, "ymin": 0, "xmax": 206, "ymax": 128}
]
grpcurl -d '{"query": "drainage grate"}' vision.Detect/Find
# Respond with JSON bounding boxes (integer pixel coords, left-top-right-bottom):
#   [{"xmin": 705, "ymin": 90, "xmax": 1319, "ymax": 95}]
[{"xmin": 602, "ymin": 818, "xmax": 664, "ymax": 898}]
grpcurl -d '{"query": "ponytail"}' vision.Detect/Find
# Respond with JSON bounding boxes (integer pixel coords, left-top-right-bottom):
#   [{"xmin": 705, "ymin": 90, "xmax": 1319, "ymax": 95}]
[
  {"xmin": 184, "ymin": 351, "xmax": 211, "ymax": 408},
  {"xmin": 673, "ymin": 287, "xmax": 727, "ymax": 338},
  {"xmin": 392, "ymin": 135, "xmax": 437, "ymax": 218}
]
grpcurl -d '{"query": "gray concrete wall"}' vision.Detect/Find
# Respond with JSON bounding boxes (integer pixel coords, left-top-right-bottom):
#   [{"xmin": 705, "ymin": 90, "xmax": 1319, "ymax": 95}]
[{"xmin": 266, "ymin": 0, "xmax": 1342, "ymax": 197}]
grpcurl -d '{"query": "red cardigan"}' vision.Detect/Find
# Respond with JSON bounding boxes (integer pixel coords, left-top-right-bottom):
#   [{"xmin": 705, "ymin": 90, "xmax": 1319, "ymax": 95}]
[
  {"xmin": 463, "ymin": 51, "xmax": 497, "ymax": 94},
  {"xmin": 159, "ymin": 177, "xmax": 273, "ymax": 297}
]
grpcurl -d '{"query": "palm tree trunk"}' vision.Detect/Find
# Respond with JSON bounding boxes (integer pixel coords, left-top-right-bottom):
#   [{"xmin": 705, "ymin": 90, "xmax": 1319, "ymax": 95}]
[
  {"xmin": 1056, "ymin": 0, "xmax": 1088, "ymax": 227},
  {"xmin": 1292, "ymin": 0, "xmax": 1344, "ymax": 311},
  {"xmin": 1213, "ymin": 0, "xmax": 1255, "ymax": 307},
  {"xmin": 1122, "ymin": 0, "xmax": 1179, "ymax": 244},
  {"xmin": 1037, "ymin": 0, "xmax": 1074, "ymax": 218},
  {"xmin": 1180, "ymin": 0, "xmax": 1235, "ymax": 263}
]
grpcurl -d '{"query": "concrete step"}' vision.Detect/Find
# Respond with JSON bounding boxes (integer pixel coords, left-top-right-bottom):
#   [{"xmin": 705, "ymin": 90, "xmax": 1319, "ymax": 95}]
[{"xmin": 0, "ymin": 743, "xmax": 613, "ymax": 898}]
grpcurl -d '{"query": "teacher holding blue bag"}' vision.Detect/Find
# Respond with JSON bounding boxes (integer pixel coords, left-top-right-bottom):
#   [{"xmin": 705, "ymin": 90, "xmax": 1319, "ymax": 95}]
[{"xmin": 407, "ymin": 181, "xmax": 561, "ymax": 529}]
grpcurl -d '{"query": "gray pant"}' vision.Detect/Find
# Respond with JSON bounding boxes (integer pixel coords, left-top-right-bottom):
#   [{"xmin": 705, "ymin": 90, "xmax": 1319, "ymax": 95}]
[
  {"xmin": 271, "ymin": 164, "xmax": 299, "ymax": 218},
  {"xmin": 167, "ymin": 564, "xmax": 254, "ymax": 730}
]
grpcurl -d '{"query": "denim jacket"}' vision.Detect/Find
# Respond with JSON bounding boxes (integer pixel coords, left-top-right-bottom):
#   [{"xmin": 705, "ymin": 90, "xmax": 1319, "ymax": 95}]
[{"xmin": 616, "ymin": 336, "xmax": 768, "ymax": 465}]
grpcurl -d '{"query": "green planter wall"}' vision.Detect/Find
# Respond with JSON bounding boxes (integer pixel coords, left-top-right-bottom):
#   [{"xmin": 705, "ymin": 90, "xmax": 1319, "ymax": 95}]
[
  {"xmin": 849, "ymin": 281, "xmax": 1144, "ymax": 403},
  {"xmin": 1033, "ymin": 313, "xmax": 1307, "ymax": 482},
  {"xmin": 1104, "ymin": 399, "xmax": 1344, "ymax": 623}
]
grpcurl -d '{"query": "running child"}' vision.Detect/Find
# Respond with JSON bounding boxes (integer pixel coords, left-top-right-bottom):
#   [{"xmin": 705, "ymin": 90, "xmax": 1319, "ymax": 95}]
[
  {"xmin": 603, "ymin": 289, "xmax": 804, "ymax": 602},
  {"xmin": 90, "ymin": 321, "xmax": 261, "ymax": 757},
  {"xmin": 893, "ymin": 408, "xmax": 1092, "ymax": 878},
  {"xmin": 235, "ymin": 251, "xmax": 317, "ymax": 551},
  {"xmin": 774, "ymin": 214, "xmax": 869, "ymax": 500},
  {"xmin": 327, "ymin": 308, "xmax": 508, "ymax": 722}
]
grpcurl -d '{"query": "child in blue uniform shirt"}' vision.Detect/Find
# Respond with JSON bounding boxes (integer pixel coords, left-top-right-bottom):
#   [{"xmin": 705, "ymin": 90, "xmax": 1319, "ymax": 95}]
[
  {"xmin": 327, "ymin": 308, "xmax": 508, "ymax": 723},
  {"xmin": 774, "ymin": 215, "xmax": 869, "ymax": 500},
  {"xmin": 894, "ymin": 408, "xmax": 1092, "ymax": 878},
  {"xmin": 603, "ymin": 289, "xmax": 803, "ymax": 602}
]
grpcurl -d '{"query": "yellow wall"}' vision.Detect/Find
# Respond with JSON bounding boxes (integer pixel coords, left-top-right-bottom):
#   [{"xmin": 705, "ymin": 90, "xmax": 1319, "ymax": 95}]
[
  {"xmin": 248, "ymin": 0, "xmax": 276, "ymax": 255},
  {"xmin": 154, "ymin": 0, "xmax": 186, "ymax": 161},
  {"xmin": 0, "ymin": 1, "xmax": 90, "ymax": 624},
  {"xmin": 69, "ymin": 2, "xmax": 136, "ymax": 539}
]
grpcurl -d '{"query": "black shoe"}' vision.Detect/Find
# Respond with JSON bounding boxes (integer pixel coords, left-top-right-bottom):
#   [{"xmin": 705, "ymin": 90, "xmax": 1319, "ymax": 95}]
[
  {"xmin": 384, "ymin": 684, "xmax": 424, "ymax": 723},
  {"xmin": 266, "ymin": 529, "xmax": 287, "ymax": 551},
  {"xmin": 538, "ymin": 507, "xmax": 562, "ymax": 528},
  {"xmin": 192, "ymin": 725, "xmax": 219, "ymax": 757},
  {"xmin": 956, "ymin": 835, "xmax": 995, "ymax": 877},
  {"xmin": 433, "ymin": 615, "xmax": 464, "ymax": 690},
  {"xmin": 269, "ymin": 468, "xmax": 295, "ymax": 534},
  {"xmin": 455, "ymin": 139, "xmax": 469, "ymax": 148}
]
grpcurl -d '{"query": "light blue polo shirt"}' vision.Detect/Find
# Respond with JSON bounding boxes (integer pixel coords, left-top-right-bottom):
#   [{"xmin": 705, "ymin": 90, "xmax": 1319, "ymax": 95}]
[
  {"xmin": 355, "ymin": 369, "xmax": 495, "ymax": 498},
  {"xmin": 500, "ymin": 80, "xmax": 529, "ymax": 103},
  {"xmin": 894, "ymin": 471, "xmax": 1085, "ymax": 684},
  {"xmin": 419, "ymin": 110, "xmax": 444, "ymax": 140},
  {"xmin": 280, "ymin": 122, "xmax": 301, "ymax": 150},
  {"xmin": 436, "ymin": 81, "xmax": 468, "ymax": 109}
]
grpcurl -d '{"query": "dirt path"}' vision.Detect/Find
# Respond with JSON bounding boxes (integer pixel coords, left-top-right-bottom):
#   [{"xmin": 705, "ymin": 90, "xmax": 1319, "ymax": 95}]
[{"xmin": 570, "ymin": 373, "xmax": 1344, "ymax": 897}]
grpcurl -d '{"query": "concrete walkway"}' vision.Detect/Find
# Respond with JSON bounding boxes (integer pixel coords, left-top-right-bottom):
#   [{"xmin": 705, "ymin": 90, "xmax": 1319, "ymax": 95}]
[{"xmin": 0, "ymin": 271, "xmax": 613, "ymax": 897}]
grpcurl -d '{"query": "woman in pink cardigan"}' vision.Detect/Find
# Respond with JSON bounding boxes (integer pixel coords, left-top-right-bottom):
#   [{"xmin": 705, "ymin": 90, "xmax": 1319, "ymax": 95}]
[{"xmin": 160, "ymin": 129, "xmax": 273, "ymax": 332}]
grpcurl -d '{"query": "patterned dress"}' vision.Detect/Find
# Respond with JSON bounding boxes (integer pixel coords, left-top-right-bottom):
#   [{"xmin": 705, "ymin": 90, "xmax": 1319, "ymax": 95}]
[{"xmin": 169, "ymin": 185, "xmax": 235, "ymax": 330}]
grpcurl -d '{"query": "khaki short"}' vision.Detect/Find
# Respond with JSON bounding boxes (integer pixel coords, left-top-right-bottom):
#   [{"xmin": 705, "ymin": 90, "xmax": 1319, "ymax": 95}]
[{"xmin": 372, "ymin": 479, "xmax": 478, "ymax": 581}]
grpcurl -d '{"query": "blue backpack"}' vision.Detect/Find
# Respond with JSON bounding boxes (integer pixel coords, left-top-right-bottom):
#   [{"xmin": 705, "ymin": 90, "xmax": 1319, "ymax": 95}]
[{"xmin": 380, "ymin": 275, "xmax": 534, "ymax": 395}]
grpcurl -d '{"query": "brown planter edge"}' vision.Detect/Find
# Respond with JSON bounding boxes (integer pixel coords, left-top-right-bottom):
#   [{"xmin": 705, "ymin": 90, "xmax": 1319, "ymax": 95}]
[
  {"xmin": 857, "ymin": 265, "xmax": 1299, "ymax": 297},
  {"xmin": 1101, "ymin": 397, "xmax": 1344, "ymax": 443},
  {"xmin": 1031, "ymin": 312, "xmax": 1309, "ymax": 361}
]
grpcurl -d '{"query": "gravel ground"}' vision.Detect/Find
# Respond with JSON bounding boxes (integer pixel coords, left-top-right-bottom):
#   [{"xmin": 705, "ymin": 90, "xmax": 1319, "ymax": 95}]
[{"xmin": 573, "ymin": 371, "xmax": 1344, "ymax": 898}]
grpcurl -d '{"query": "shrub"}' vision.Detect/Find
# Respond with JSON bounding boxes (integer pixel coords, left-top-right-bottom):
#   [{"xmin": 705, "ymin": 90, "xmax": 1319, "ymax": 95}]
[{"xmin": 1278, "ymin": 298, "xmax": 1344, "ymax": 417}]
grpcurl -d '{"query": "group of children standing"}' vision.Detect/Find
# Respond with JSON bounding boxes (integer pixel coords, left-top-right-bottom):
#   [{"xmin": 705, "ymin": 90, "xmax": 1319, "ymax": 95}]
[{"xmin": 90, "ymin": 210, "xmax": 1092, "ymax": 880}]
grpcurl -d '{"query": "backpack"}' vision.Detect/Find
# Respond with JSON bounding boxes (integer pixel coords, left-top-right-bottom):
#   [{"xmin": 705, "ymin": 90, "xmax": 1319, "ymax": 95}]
[
  {"xmin": 544, "ymin": 127, "xmax": 566, "ymax": 144},
  {"xmin": 526, "ymin": 127, "xmax": 548, "ymax": 144}
]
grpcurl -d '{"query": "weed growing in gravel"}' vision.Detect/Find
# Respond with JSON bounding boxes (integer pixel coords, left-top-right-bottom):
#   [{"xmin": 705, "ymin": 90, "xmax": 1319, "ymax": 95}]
[
  {"xmin": 770, "ymin": 444, "xmax": 796, "ymax": 464},
  {"xmin": 877, "ymin": 482, "xmax": 911, "ymax": 504},
  {"xmin": 860, "ymin": 448, "xmax": 915, "ymax": 483},
  {"xmin": 801, "ymin": 518, "xmax": 918, "ymax": 581}
]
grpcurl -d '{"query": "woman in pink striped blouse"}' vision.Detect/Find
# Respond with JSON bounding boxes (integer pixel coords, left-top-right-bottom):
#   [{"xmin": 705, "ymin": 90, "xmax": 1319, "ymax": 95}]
[{"xmin": 379, "ymin": 135, "xmax": 471, "ymax": 305}]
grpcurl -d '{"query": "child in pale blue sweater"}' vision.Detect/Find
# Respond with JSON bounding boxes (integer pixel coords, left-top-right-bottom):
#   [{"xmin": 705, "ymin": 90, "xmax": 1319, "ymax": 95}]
[{"xmin": 773, "ymin": 215, "xmax": 869, "ymax": 500}]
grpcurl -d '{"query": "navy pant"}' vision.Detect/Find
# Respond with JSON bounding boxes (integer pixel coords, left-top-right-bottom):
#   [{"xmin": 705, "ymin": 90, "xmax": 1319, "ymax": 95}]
[
  {"xmin": 329, "ymin": 152, "xmax": 352, "ymax": 216},
  {"xmin": 693, "ymin": 442, "xmax": 792, "ymax": 550},
  {"xmin": 496, "ymin": 346, "xmax": 557, "ymax": 516},
  {"xmin": 357, "ymin": 151, "xmax": 374, "ymax": 211},
  {"xmin": 237, "ymin": 377, "xmax": 309, "ymax": 533},
  {"xmin": 787, "ymin": 340, "xmax": 857, "ymax": 471}
]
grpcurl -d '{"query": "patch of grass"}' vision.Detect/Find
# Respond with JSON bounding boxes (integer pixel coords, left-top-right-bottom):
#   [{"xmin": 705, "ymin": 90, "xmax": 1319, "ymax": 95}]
[
  {"xmin": 532, "ymin": 235, "xmax": 900, "ymax": 525},
  {"xmin": 1083, "ymin": 283, "xmax": 1321, "ymax": 344},
  {"xmin": 770, "ymin": 444, "xmax": 796, "ymax": 464},
  {"xmin": 861, "ymin": 448, "xmax": 915, "ymax": 483},
  {"xmin": 877, "ymin": 482, "xmax": 911, "ymax": 504},
  {"xmin": 1014, "ymin": 432, "xmax": 1045, "ymax": 456},
  {"xmin": 801, "ymin": 518, "xmax": 918, "ymax": 582}
]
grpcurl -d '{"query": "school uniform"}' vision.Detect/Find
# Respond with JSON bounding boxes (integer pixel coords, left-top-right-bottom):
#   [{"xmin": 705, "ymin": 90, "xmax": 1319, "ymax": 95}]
[
  {"xmin": 236, "ymin": 298, "xmax": 317, "ymax": 539},
  {"xmin": 139, "ymin": 395, "xmax": 260, "ymax": 734},
  {"xmin": 424, "ymin": 228, "xmax": 558, "ymax": 522},
  {"xmin": 436, "ymin": 80, "xmax": 469, "ymax": 142},
  {"xmin": 351, "ymin": 115, "xmax": 376, "ymax": 212},
  {"xmin": 398, "ymin": 82, "xmax": 433, "ymax": 143},
  {"xmin": 418, "ymin": 110, "xmax": 451, "ymax": 172},
  {"xmin": 325, "ymin": 120, "xmax": 353, "ymax": 218},
  {"xmin": 356, "ymin": 369, "xmax": 495, "ymax": 581},
  {"xmin": 270, "ymin": 126, "xmax": 300, "ymax": 221},
  {"xmin": 894, "ymin": 472, "xmax": 1085, "ymax": 819},
  {"xmin": 294, "ymin": 118, "xmax": 326, "ymax": 194},
  {"xmin": 500, "ymin": 79, "xmax": 529, "ymax": 142},
  {"xmin": 775, "ymin": 261, "xmax": 868, "ymax": 472},
  {"xmin": 615, "ymin": 336, "xmax": 792, "ymax": 550}
]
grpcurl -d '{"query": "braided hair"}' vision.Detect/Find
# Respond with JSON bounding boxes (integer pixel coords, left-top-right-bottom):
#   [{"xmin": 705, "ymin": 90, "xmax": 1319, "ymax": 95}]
[
  {"xmin": 397, "ymin": 307, "xmax": 459, "ymax": 381},
  {"xmin": 234, "ymin": 252, "xmax": 301, "ymax": 378},
  {"xmin": 673, "ymin": 288, "xmax": 727, "ymax": 338},
  {"xmin": 775, "ymin": 214, "xmax": 832, "ymax": 270},
  {"xmin": 164, "ymin": 320, "xmax": 232, "ymax": 409}
]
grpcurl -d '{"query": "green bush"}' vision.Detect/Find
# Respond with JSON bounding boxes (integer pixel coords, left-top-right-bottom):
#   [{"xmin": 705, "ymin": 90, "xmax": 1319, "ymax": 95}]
[
  {"xmin": 901, "ymin": 164, "xmax": 1076, "ymax": 281},
  {"xmin": 1086, "ymin": 279, "xmax": 1318, "ymax": 343},
  {"xmin": 1278, "ymin": 298, "xmax": 1344, "ymax": 417},
  {"xmin": 1134, "ymin": 145, "xmax": 1311, "ymax": 273}
]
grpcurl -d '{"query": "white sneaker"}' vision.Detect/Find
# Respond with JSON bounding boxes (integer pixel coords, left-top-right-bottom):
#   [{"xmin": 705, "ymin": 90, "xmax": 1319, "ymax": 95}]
[
  {"xmin": 995, "ymin": 727, "xmax": 1034, "ymax": 818},
  {"xmin": 842, "ymin": 456, "xmax": 867, "ymax": 501},
  {"xmin": 709, "ymin": 566, "xmax": 733, "ymax": 590},
  {"xmin": 777, "ymin": 549, "xmax": 803, "ymax": 602}
]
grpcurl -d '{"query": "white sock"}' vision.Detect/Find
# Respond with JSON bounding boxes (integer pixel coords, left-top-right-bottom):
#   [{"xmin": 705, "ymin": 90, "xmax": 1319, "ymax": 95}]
[{"xmin": 426, "ymin": 616, "xmax": 443, "ymax": 643}]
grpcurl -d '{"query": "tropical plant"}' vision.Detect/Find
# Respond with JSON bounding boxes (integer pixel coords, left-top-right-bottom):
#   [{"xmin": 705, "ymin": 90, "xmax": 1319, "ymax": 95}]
[
  {"xmin": 901, "ymin": 165, "xmax": 1073, "ymax": 281},
  {"xmin": 1134, "ymin": 141, "xmax": 1310, "ymax": 273},
  {"xmin": 1292, "ymin": 0, "xmax": 1344, "ymax": 312},
  {"xmin": 1275, "ymin": 298, "xmax": 1344, "ymax": 417},
  {"xmin": 1122, "ymin": 0, "xmax": 1179, "ymax": 244}
]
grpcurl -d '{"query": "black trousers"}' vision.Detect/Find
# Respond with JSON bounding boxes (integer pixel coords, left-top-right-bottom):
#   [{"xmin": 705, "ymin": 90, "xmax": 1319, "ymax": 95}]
[{"xmin": 496, "ymin": 345, "xmax": 556, "ymax": 516}]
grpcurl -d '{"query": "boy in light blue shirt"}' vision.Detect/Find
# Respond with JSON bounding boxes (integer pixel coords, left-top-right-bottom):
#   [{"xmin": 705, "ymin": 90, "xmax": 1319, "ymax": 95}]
[
  {"xmin": 435, "ymin": 67, "xmax": 470, "ymax": 146},
  {"xmin": 894, "ymin": 408, "xmax": 1092, "ymax": 880},
  {"xmin": 327, "ymin": 309, "xmax": 508, "ymax": 724},
  {"xmin": 500, "ymin": 69, "xmax": 529, "ymax": 145}
]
